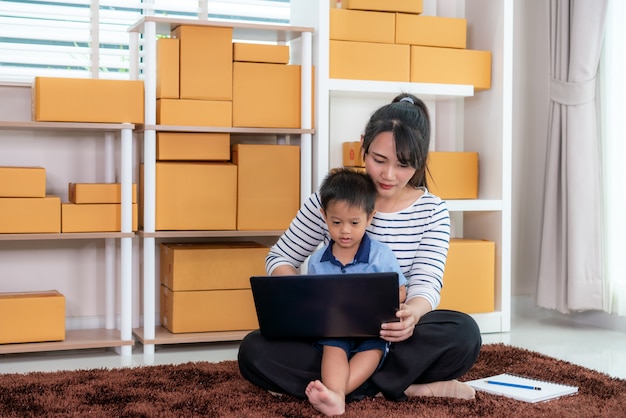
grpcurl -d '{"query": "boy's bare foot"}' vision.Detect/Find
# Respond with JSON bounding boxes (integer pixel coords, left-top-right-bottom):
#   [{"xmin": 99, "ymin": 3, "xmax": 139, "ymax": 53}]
[
  {"xmin": 404, "ymin": 379, "xmax": 475, "ymax": 399},
  {"xmin": 305, "ymin": 380, "xmax": 345, "ymax": 416}
]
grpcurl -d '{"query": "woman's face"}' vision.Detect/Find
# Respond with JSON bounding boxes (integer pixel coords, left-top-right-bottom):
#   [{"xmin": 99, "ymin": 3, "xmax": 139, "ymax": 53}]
[{"xmin": 363, "ymin": 131, "xmax": 417, "ymax": 198}]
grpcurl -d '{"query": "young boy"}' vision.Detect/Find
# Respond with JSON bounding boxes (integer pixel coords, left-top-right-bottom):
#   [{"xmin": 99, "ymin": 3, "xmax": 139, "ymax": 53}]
[{"xmin": 305, "ymin": 167, "xmax": 407, "ymax": 416}]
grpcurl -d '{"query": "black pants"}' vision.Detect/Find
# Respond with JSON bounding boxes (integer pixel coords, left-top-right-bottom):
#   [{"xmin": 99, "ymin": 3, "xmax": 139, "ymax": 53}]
[{"xmin": 237, "ymin": 309, "xmax": 482, "ymax": 401}]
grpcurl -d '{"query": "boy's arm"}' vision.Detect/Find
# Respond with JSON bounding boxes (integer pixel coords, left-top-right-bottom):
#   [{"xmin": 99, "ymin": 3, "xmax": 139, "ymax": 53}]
[{"xmin": 399, "ymin": 284, "xmax": 407, "ymax": 303}]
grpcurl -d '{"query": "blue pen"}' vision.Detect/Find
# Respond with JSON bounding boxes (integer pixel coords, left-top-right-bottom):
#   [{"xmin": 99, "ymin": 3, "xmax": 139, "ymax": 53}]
[{"xmin": 486, "ymin": 380, "xmax": 541, "ymax": 391}]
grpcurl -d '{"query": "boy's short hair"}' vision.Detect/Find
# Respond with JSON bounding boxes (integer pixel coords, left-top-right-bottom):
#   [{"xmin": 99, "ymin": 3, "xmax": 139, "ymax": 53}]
[{"xmin": 319, "ymin": 168, "xmax": 377, "ymax": 214}]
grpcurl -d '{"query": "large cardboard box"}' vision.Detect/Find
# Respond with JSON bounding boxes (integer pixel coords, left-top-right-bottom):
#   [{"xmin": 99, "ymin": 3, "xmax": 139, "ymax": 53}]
[
  {"xmin": 172, "ymin": 25, "xmax": 233, "ymax": 100},
  {"xmin": 156, "ymin": 132, "xmax": 230, "ymax": 161},
  {"xmin": 342, "ymin": 141, "xmax": 364, "ymax": 167},
  {"xmin": 410, "ymin": 46, "xmax": 492, "ymax": 90},
  {"xmin": 330, "ymin": 8, "xmax": 395, "ymax": 44},
  {"xmin": 0, "ymin": 166, "xmax": 46, "ymax": 198},
  {"xmin": 232, "ymin": 144, "xmax": 300, "ymax": 231},
  {"xmin": 32, "ymin": 77, "xmax": 144, "ymax": 123},
  {"xmin": 69, "ymin": 183, "xmax": 137, "ymax": 204},
  {"xmin": 342, "ymin": 0, "xmax": 423, "ymax": 14},
  {"xmin": 396, "ymin": 14, "xmax": 467, "ymax": 49},
  {"xmin": 160, "ymin": 285, "xmax": 259, "ymax": 333},
  {"xmin": 153, "ymin": 162, "xmax": 237, "ymax": 230},
  {"xmin": 61, "ymin": 203, "xmax": 138, "ymax": 232},
  {"xmin": 232, "ymin": 62, "xmax": 301, "ymax": 128},
  {"xmin": 160, "ymin": 242, "xmax": 268, "ymax": 291},
  {"xmin": 438, "ymin": 239, "xmax": 495, "ymax": 313},
  {"xmin": 157, "ymin": 37, "xmax": 180, "ymax": 99},
  {"xmin": 427, "ymin": 152, "xmax": 478, "ymax": 199},
  {"xmin": 233, "ymin": 42, "xmax": 290, "ymax": 64},
  {"xmin": 0, "ymin": 196, "xmax": 61, "ymax": 233},
  {"xmin": 330, "ymin": 40, "xmax": 410, "ymax": 82},
  {"xmin": 0, "ymin": 290, "xmax": 65, "ymax": 344},
  {"xmin": 156, "ymin": 99, "xmax": 232, "ymax": 127}
]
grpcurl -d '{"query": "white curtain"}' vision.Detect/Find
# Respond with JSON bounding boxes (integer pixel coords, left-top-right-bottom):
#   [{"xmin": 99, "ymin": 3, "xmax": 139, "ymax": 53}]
[
  {"xmin": 599, "ymin": 0, "xmax": 626, "ymax": 316},
  {"xmin": 536, "ymin": 0, "xmax": 608, "ymax": 313}
]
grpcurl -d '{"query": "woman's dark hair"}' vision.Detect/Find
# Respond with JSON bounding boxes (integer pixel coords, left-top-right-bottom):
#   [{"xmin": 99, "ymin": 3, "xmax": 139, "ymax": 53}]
[
  {"xmin": 361, "ymin": 93, "xmax": 431, "ymax": 188},
  {"xmin": 319, "ymin": 167, "xmax": 377, "ymax": 215}
]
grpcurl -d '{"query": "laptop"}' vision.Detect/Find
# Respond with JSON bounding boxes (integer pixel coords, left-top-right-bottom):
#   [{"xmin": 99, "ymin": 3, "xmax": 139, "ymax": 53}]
[{"xmin": 250, "ymin": 272, "xmax": 400, "ymax": 339}]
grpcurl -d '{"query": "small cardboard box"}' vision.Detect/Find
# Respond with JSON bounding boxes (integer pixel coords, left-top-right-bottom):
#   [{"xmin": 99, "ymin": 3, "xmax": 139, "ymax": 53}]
[
  {"xmin": 32, "ymin": 77, "xmax": 144, "ymax": 123},
  {"xmin": 160, "ymin": 242, "xmax": 268, "ymax": 291},
  {"xmin": 69, "ymin": 183, "xmax": 137, "ymax": 204},
  {"xmin": 330, "ymin": 8, "xmax": 396, "ymax": 44},
  {"xmin": 438, "ymin": 239, "xmax": 495, "ymax": 313},
  {"xmin": 342, "ymin": 141, "xmax": 364, "ymax": 167},
  {"xmin": 160, "ymin": 285, "xmax": 259, "ymax": 333},
  {"xmin": 330, "ymin": 40, "xmax": 410, "ymax": 82},
  {"xmin": 232, "ymin": 62, "xmax": 301, "ymax": 128},
  {"xmin": 427, "ymin": 152, "xmax": 478, "ymax": 199},
  {"xmin": 172, "ymin": 25, "xmax": 233, "ymax": 101},
  {"xmin": 233, "ymin": 42, "xmax": 290, "ymax": 64},
  {"xmin": 61, "ymin": 203, "xmax": 138, "ymax": 232},
  {"xmin": 232, "ymin": 144, "xmax": 300, "ymax": 231},
  {"xmin": 156, "ymin": 132, "xmax": 230, "ymax": 161},
  {"xmin": 410, "ymin": 46, "xmax": 492, "ymax": 90},
  {"xmin": 156, "ymin": 99, "xmax": 232, "ymax": 127},
  {"xmin": 157, "ymin": 37, "xmax": 180, "ymax": 99},
  {"xmin": 342, "ymin": 0, "xmax": 423, "ymax": 14},
  {"xmin": 153, "ymin": 162, "xmax": 237, "ymax": 231},
  {"xmin": 0, "ymin": 196, "xmax": 61, "ymax": 233},
  {"xmin": 0, "ymin": 166, "xmax": 46, "ymax": 198},
  {"xmin": 0, "ymin": 290, "xmax": 65, "ymax": 344},
  {"xmin": 396, "ymin": 14, "xmax": 467, "ymax": 49}
]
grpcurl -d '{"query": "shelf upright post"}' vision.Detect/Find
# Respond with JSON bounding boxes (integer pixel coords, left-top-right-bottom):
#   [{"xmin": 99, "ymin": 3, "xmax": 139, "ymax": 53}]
[
  {"xmin": 300, "ymin": 31, "xmax": 313, "ymax": 201},
  {"xmin": 104, "ymin": 131, "xmax": 116, "ymax": 330},
  {"xmin": 119, "ymin": 124, "xmax": 134, "ymax": 356}
]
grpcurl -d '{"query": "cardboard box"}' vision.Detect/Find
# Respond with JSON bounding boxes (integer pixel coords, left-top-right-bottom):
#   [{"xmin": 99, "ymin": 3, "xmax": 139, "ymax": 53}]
[
  {"xmin": 0, "ymin": 196, "xmax": 61, "ymax": 233},
  {"xmin": 160, "ymin": 242, "xmax": 268, "ymax": 291},
  {"xmin": 410, "ymin": 46, "xmax": 492, "ymax": 90},
  {"xmin": 396, "ymin": 14, "xmax": 467, "ymax": 49},
  {"xmin": 232, "ymin": 62, "xmax": 301, "ymax": 128},
  {"xmin": 61, "ymin": 203, "xmax": 138, "ymax": 232},
  {"xmin": 156, "ymin": 99, "xmax": 232, "ymax": 127},
  {"xmin": 154, "ymin": 162, "xmax": 237, "ymax": 231},
  {"xmin": 232, "ymin": 144, "xmax": 300, "ymax": 230},
  {"xmin": 330, "ymin": 40, "xmax": 410, "ymax": 82},
  {"xmin": 172, "ymin": 25, "xmax": 233, "ymax": 100},
  {"xmin": 0, "ymin": 290, "xmax": 65, "ymax": 344},
  {"xmin": 160, "ymin": 285, "xmax": 259, "ymax": 333},
  {"xmin": 157, "ymin": 37, "xmax": 180, "ymax": 99},
  {"xmin": 438, "ymin": 239, "xmax": 495, "ymax": 313},
  {"xmin": 68, "ymin": 183, "xmax": 137, "ymax": 204},
  {"xmin": 330, "ymin": 8, "xmax": 396, "ymax": 44},
  {"xmin": 156, "ymin": 132, "xmax": 230, "ymax": 161},
  {"xmin": 427, "ymin": 152, "xmax": 478, "ymax": 199},
  {"xmin": 233, "ymin": 42, "xmax": 290, "ymax": 64},
  {"xmin": 342, "ymin": 0, "xmax": 423, "ymax": 14},
  {"xmin": 0, "ymin": 166, "xmax": 46, "ymax": 198},
  {"xmin": 32, "ymin": 77, "xmax": 144, "ymax": 123},
  {"xmin": 342, "ymin": 141, "xmax": 364, "ymax": 167}
]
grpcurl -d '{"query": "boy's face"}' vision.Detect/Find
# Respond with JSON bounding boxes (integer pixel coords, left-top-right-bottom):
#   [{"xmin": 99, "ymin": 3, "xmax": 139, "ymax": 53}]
[{"xmin": 322, "ymin": 200, "xmax": 374, "ymax": 251}]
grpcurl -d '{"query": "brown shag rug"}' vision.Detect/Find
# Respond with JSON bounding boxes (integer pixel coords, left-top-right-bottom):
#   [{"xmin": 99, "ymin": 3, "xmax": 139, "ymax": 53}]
[{"xmin": 1, "ymin": 343, "xmax": 625, "ymax": 417}]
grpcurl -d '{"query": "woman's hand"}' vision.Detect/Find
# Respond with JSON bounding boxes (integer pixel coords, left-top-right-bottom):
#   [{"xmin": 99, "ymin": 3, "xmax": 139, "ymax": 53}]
[{"xmin": 380, "ymin": 297, "xmax": 432, "ymax": 343}]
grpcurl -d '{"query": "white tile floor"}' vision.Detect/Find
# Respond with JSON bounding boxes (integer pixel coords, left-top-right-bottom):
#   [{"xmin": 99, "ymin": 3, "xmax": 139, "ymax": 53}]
[{"xmin": 2, "ymin": 296, "xmax": 626, "ymax": 380}]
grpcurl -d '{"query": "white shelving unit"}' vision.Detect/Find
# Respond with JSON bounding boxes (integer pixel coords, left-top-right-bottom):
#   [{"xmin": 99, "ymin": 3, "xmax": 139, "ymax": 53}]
[
  {"xmin": 0, "ymin": 121, "xmax": 135, "ymax": 355},
  {"xmin": 128, "ymin": 17, "xmax": 314, "ymax": 354},
  {"xmin": 291, "ymin": 0, "xmax": 513, "ymax": 333}
]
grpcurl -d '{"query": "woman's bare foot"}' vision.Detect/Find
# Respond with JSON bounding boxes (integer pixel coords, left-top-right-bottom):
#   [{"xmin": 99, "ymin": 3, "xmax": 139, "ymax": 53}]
[
  {"xmin": 404, "ymin": 379, "xmax": 475, "ymax": 399},
  {"xmin": 305, "ymin": 380, "xmax": 345, "ymax": 416}
]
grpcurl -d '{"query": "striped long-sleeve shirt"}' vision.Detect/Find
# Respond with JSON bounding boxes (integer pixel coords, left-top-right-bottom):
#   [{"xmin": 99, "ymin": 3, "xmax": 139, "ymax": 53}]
[{"xmin": 266, "ymin": 189, "xmax": 451, "ymax": 309}]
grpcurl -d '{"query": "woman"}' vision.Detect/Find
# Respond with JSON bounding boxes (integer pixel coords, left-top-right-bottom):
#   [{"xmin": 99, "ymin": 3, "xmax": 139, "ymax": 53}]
[{"xmin": 238, "ymin": 93, "xmax": 482, "ymax": 402}]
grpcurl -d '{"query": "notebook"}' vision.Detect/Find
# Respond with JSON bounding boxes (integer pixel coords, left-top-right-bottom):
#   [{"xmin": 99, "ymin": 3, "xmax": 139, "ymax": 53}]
[
  {"xmin": 250, "ymin": 272, "xmax": 400, "ymax": 339},
  {"xmin": 466, "ymin": 373, "xmax": 579, "ymax": 403}
]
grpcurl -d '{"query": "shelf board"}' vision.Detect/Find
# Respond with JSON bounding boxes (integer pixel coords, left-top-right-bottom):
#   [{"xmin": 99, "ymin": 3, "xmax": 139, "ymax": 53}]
[
  {"xmin": 139, "ymin": 125, "xmax": 314, "ymax": 135},
  {"xmin": 128, "ymin": 16, "xmax": 314, "ymax": 43},
  {"xmin": 0, "ymin": 329, "xmax": 134, "ymax": 354},
  {"xmin": 0, "ymin": 232, "xmax": 135, "ymax": 241},
  {"xmin": 445, "ymin": 199, "xmax": 503, "ymax": 212},
  {"xmin": 138, "ymin": 230, "xmax": 283, "ymax": 238},
  {"xmin": 133, "ymin": 326, "xmax": 251, "ymax": 345},
  {"xmin": 0, "ymin": 121, "xmax": 134, "ymax": 132},
  {"xmin": 328, "ymin": 79, "xmax": 474, "ymax": 100}
]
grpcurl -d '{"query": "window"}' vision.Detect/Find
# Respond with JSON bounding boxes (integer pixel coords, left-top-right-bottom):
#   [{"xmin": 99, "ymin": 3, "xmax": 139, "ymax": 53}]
[{"xmin": 0, "ymin": 0, "xmax": 290, "ymax": 83}]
